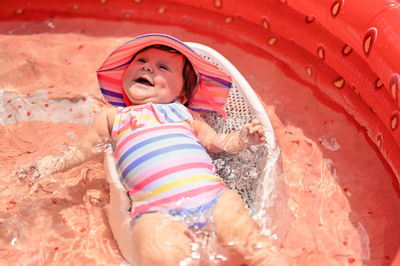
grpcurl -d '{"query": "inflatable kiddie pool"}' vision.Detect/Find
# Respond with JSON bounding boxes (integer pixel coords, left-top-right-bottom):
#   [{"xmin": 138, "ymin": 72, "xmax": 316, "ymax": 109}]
[{"xmin": 0, "ymin": 0, "xmax": 399, "ymax": 265}]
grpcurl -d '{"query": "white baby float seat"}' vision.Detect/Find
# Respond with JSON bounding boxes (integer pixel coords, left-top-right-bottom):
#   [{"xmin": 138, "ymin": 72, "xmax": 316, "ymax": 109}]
[{"xmin": 103, "ymin": 42, "xmax": 289, "ymax": 264}]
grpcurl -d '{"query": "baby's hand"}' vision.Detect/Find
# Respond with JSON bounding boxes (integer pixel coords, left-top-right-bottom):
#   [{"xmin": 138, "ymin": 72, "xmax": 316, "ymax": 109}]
[
  {"xmin": 239, "ymin": 119, "xmax": 266, "ymax": 148},
  {"xmin": 15, "ymin": 155, "xmax": 64, "ymax": 185}
]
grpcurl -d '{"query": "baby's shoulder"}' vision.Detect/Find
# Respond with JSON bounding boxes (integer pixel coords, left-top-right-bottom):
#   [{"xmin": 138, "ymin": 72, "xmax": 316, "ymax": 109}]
[
  {"xmin": 96, "ymin": 106, "xmax": 117, "ymax": 118},
  {"xmin": 187, "ymin": 108, "xmax": 202, "ymax": 120},
  {"xmin": 105, "ymin": 107, "xmax": 118, "ymax": 125},
  {"xmin": 93, "ymin": 107, "xmax": 117, "ymax": 132}
]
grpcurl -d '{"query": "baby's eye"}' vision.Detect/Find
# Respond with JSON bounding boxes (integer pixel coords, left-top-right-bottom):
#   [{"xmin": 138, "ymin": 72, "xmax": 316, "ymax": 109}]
[
  {"xmin": 137, "ymin": 58, "xmax": 146, "ymax": 63},
  {"xmin": 158, "ymin": 64, "xmax": 169, "ymax": 70}
]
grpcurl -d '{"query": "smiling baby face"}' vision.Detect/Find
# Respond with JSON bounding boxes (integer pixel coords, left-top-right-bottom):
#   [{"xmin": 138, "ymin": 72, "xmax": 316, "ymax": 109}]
[{"xmin": 122, "ymin": 47, "xmax": 186, "ymax": 106}]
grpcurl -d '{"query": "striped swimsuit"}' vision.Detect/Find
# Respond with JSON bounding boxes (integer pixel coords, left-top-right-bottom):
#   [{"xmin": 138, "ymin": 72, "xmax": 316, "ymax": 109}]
[{"xmin": 111, "ymin": 101, "xmax": 226, "ymax": 228}]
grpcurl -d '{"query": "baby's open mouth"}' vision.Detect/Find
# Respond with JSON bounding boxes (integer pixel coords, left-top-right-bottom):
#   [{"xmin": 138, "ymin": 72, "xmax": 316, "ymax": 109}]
[{"xmin": 135, "ymin": 77, "xmax": 153, "ymax": 87}]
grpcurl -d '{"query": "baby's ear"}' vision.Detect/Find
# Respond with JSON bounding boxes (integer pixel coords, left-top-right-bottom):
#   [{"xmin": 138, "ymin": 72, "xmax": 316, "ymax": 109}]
[{"xmin": 177, "ymin": 93, "xmax": 188, "ymax": 105}]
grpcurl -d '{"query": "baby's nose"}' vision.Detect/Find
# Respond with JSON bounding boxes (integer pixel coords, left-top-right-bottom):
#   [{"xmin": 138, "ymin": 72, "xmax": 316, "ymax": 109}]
[{"xmin": 141, "ymin": 63, "xmax": 153, "ymax": 73}]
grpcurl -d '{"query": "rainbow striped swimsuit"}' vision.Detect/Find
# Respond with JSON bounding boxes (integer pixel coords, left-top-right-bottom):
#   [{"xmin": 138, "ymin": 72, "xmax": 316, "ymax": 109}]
[{"xmin": 111, "ymin": 101, "xmax": 226, "ymax": 228}]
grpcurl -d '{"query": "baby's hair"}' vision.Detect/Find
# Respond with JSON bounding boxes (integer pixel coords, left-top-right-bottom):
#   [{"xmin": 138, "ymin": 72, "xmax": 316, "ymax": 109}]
[{"xmin": 130, "ymin": 45, "xmax": 197, "ymax": 105}]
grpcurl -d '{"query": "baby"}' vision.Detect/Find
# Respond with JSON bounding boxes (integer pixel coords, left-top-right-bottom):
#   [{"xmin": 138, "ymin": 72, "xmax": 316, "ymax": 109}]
[{"xmin": 22, "ymin": 34, "xmax": 286, "ymax": 265}]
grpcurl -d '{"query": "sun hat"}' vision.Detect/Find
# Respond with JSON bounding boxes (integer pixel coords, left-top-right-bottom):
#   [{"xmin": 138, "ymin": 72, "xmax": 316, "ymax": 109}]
[{"xmin": 97, "ymin": 33, "xmax": 232, "ymax": 117}]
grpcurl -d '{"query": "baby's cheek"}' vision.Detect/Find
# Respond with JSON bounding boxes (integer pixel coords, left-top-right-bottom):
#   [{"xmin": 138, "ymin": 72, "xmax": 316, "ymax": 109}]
[{"xmin": 122, "ymin": 78, "xmax": 130, "ymax": 90}]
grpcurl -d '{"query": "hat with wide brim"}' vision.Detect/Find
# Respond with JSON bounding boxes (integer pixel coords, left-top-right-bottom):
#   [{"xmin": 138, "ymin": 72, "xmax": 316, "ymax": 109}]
[{"xmin": 97, "ymin": 33, "xmax": 232, "ymax": 117}]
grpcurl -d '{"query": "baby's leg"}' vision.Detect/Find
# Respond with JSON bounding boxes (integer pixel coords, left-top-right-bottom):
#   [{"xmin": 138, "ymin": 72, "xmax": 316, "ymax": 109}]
[
  {"xmin": 212, "ymin": 189, "xmax": 287, "ymax": 266},
  {"xmin": 132, "ymin": 212, "xmax": 195, "ymax": 266}
]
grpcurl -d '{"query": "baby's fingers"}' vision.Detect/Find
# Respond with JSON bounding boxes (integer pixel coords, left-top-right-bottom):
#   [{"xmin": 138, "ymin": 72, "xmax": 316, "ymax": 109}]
[
  {"xmin": 250, "ymin": 123, "xmax": 266, "ymax": 144},
  {"xmin": 14, "ymin": 165, "xmax": 41, "ymax": 185},
  {"xmin": 259, "ymin": 133, "xmax": 266, "ymax": 142},
  {"xmin": 251, "ymin": 118, "xmax": 262, "ymax": 126},
  {"xmin": 257, "ymin": 128, "xmax": 266, "ymax": 139},
  {"xmin": 249, "ymin": 124, "xmax": 262, "ymax": 133}
]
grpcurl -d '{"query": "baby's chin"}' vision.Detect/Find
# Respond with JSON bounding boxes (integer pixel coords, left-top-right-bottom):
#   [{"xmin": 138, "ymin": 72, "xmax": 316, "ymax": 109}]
[
  {"xmin": 125, "ymin": 88, "xmax": 151, "ymax": 104},
  {"xmin": 128, "ymin": 98, "xmax": 152, "ymax": 105},
  {"xmin": 125, "ymin": 89, "xmax": 176, "ymax": 105},
  {"xmin": 127, "ymin": 96, "xmax": 171, "ymax": 106}
]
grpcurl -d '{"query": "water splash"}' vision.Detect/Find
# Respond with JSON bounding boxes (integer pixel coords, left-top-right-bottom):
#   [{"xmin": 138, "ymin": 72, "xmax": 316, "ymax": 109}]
[
  {"xmin": 319, "ymin": 136, "xmax": 340, "ymax": 151},
  {"xmin": 0, "ymin": 88, "xmax": 99, "ymax": 127}
]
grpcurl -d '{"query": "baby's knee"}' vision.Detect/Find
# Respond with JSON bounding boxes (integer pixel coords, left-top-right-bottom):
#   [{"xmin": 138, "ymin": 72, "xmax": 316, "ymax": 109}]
[
  {"xmin": 133, "ymin": 213, "xmax": 194, "ymax": 265},
  {"xmin": 213, "ymin": 190, "xmax": 259, "ymax": 238},
  {"xmin": 213, "ymin": 190, "xmax": 287, "ymax": 266}
]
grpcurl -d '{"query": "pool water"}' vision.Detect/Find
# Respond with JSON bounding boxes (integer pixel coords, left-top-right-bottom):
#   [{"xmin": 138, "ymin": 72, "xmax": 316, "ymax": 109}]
[{"xmin": 0, "ymin": 18, "xmax": 399, "ymax": 265}]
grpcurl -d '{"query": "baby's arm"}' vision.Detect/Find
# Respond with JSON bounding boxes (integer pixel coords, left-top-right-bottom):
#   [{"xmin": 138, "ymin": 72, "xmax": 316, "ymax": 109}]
[
  {"xmin": 55, "ymin": 108, "xmax": 116, "ymax": 172},
  {"xmin": 18, "ymin": 108, "xmax": 116, "ymax": 180},
  {"xmin": 191, "ymin": 111, "xmax": 265, "ymax": 154}
]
